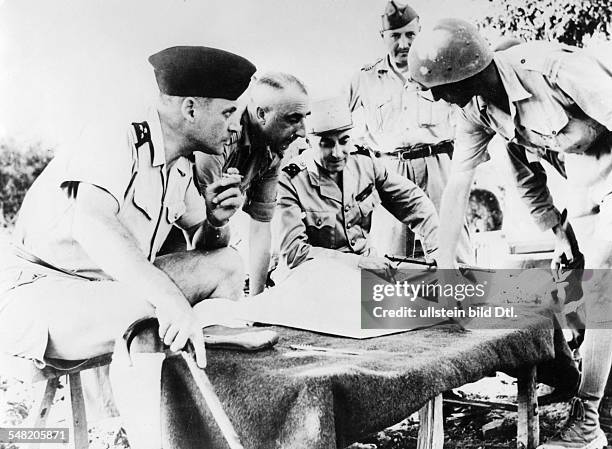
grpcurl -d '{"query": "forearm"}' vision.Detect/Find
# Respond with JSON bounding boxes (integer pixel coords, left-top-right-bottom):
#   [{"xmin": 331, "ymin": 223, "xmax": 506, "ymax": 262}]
[
  {"xmin": 73, "ymin": 203, "xmax": 186, "ymax": 310},
  {"xmin": 379, "ymin": 173, "xmax": 439, "ymax": 254},
  {"xmin": 506, "ymin": 143, "xmax": 561, "ymax": 231},
  {"xmin": 190, "ymin": 219, "xmax": 231, "ymax": 250},
  {"xmin": 249, "ymin": 219, "xmax": 272, "ymax": 296},
  {"xmin": 438, "ymin": 169, "xmax": 475, "ymax": 265}
]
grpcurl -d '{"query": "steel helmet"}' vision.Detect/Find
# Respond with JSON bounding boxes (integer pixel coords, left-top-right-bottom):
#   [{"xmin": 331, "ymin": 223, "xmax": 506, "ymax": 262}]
[{"xmin": 408, "ymin": 18, "xmax": 493, "ymax": 89}]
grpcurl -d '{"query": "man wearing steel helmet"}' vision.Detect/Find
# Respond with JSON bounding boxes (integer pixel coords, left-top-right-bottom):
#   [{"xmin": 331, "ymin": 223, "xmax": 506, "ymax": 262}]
[
  {"xmin": 348, "ymin": 1, "xmax": 471, "ymax": 262},
  {"xmin": 409, "ymin": 18, "xmax": 612, "ymax": 449},
  {"xmin": 276, "ymin": 97, "xmax": 439, "ymax": 278}
]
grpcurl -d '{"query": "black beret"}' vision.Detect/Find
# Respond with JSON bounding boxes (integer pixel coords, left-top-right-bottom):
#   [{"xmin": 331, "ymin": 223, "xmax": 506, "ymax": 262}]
[
  {"xmin": 381, "ymin": 1, "xmax": 418, "ymax": 31},
  {"xmin": 148, "ymin": 46, "xmax": 256, "ymax": 100}
]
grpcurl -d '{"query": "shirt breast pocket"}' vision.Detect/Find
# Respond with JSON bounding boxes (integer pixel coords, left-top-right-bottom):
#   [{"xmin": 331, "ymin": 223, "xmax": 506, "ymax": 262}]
[
  {"xmin": 357, "ymin": 187, "xmax": 377, "ymax": 231},
  {"xmin": 376, "ymin": 98, "xmax": 393, "ymax": 131},
  {"xmin": 166, "ymin": 201, "xmax": 187, "ymax": 224},
  {"xmin": 133, "ymin": 187, "xmax": 155, "ymax": 220},
  {"xmin": 304, "ymin": 211, "xmax": 335, "ymax": 248}
]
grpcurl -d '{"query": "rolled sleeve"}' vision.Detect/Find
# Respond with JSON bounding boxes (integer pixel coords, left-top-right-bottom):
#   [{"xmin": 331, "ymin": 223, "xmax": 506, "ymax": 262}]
[
  {"xmin": 243, "ymin": 162, "xmax": 280, "ymax": 222},
  {"xmin": 553, "ymin": 49, "xmax": 612, "ymax": 131},
  {"xmin": 452, "ymin": 106, "xmax": 495, "ymax": 173}
]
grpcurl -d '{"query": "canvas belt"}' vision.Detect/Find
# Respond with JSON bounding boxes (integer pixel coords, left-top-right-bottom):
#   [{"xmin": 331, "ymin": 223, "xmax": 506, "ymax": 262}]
[{"xmin": 374, "ymin": 140, "xmax": 454, "ymax": 161}]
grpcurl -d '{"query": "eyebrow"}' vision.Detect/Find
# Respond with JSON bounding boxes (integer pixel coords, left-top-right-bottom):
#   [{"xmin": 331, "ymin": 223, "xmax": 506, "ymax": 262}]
[
  {"xmin": 223, "ymin": 106, "xmax": 237, "ymax": 114},
  {"xmin": 286, "ymin": 113, "xmax": 306, "ymax": 120}
]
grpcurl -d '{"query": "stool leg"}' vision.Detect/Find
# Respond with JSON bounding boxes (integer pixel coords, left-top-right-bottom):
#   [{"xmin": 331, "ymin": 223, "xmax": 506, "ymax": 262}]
[
  {"xmin": 25, "ymin": 378, "xmax": 60, "ymax": 449},
  {"xmin": 517, "ymin": 365, "xmax": 539, "ymax": 449},
  {"xmin": 417, "ymin": 393, "xmax": 444, "ymax": 449},
  {"xmin": 68, "ymin": 372, "xmax": 89, "ymax": 449}
]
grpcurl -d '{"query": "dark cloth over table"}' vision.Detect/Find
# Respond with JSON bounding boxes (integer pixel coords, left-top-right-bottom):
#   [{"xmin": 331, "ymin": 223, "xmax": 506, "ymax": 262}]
[{"xmin": 160, "ymin": 322, "xmax": 554, "ymax": 449}]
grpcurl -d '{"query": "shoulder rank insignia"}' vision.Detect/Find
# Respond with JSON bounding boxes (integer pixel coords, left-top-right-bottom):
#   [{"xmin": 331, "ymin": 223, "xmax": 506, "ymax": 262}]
[
  {"xmin": 353, "ymin": 144, "xmax": 373, "ymax": 157},
  {"xmin": 282, "ymin": 162, "xmax": 303, "ymax": 178},
  {"xmin": 361, "ymin": 58, "xmax": 383, "ymax": 71},
  {"xmin": 131, "ymin": 121, "xmax": 152, "ymax": 149}
]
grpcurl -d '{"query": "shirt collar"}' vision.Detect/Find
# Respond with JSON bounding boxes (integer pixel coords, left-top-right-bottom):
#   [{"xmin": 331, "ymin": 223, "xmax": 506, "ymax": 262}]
[
  {"xmin": 493, "ymin": 54, "xmax": 532, "ymax": 103},
  {"xmin": 378, "ymin": 55, "xmax": 392, "ymax": 74},
  {"xmin": 147, "ymin": 108, "xmax": 167, "ymax": 167},
  {"xmin": 301, "ymin": 148, "xmax": 320, "ymax": 186},
  {"xmin": 147, "ymin": 108, "xmax": 192, "ymax": 177},
  {"xmin": 472, "ymin": 55, "xmax": 532, "ymax": 115}
]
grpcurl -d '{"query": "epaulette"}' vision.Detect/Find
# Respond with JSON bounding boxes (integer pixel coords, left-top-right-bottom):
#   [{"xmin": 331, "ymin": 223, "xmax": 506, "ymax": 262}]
[
  {"xmin": 131, "ymin": 121, "xmax": 151, "ymax": 149},
  {"xmin": 282, "ymin": 162, "xmax": 305, "ymax": 178},
  {"xmin": 361, "ymin": 58, "xmax": 383, "ymax": 72},
  {"xmin": 352, "ymin": 144, "xmax": 373, "ymax": 157}
]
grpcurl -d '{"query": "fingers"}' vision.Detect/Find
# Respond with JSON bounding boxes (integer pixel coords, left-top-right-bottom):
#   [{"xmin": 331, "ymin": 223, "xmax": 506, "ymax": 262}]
[
  {"xmin": 208, "ymin": 174, "xmax": 242, "ymax": 196},
  {"xmin": 163, "ymin": 323, "xmax": 179, "ymax": 348},
  {"xmin": 211, "ymin": 186, "xmax": 242, "ymax": 208},
  {"xmin": 170, "ymin": 324, "xmax": 191, "ymax": 353},
  {"xmin": 158, "ymin": 319, "xmax": 171, "ymax": 341},
  {"xmin": 190, "ymin": 329, "xmax": 207, "ymax": 369}
]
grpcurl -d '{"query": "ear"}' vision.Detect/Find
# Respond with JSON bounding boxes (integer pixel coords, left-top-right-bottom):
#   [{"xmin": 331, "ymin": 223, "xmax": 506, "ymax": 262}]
[
  {"xmin": 181, "ymin": 97, "xmax": 197, "ymax": 123},
  {"xmin": 256, "ymin": 106, "xmax": 267, "ymax": 126}
]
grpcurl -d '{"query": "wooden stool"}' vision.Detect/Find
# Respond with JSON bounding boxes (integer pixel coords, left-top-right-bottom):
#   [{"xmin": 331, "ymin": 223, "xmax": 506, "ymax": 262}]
[{"xmin": 1, "ymin": 353, "xmax": 113, "ymax": 449}]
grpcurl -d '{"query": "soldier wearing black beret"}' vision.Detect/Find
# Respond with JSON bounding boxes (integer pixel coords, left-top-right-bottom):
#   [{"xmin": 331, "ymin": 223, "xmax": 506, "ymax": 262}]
[
  {"xmin": 148, "ymin": 45, "xmax": 255, "ymax": 100},
  {"xmin": 1, "ymin": 45, "xmax": 255, "ymax": 448}
]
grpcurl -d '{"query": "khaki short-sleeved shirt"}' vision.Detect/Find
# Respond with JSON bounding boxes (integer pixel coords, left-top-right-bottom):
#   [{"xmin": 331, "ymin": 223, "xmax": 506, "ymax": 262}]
[
  {"xmin": 12, "ymin": 109, "xmax": 207, "ymax": 280},
  {"xmin": 453, "ymin": 42, "xmax": 612, "ymax": 174},
  {"xmin": 349, "ymin": 55, "xmax": 455, "ymax": 152},
  {"xmin": 451, "ymin": 42, "xmax": 612, "ymax": 230},
  {"xmin": 277, "ymin": 147, "xmax": 439, "ymax": 270}
]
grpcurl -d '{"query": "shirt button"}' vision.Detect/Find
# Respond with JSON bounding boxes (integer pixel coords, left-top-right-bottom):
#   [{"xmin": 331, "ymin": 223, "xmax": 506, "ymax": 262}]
[
  {"xmin": 316, "ymin": 218, "xmax": 322, "ymax": 226},
  {"xmin": 351, "ymin": 239, "xmax": 356, "ymax": 245},
  {"xmin": 520, "ymin": 58, "xmax": 526, "ymax": 64},
  {"xmin": 552, "ymin": 130, "xmax": 557, "ymax": 135},
  {"xmin": 344, "ymin": 205, "xmax": 350, "ymax": 212},
  {"xmin": 347, "ymin": 222, "xmax": 351, "ymax": 229}
]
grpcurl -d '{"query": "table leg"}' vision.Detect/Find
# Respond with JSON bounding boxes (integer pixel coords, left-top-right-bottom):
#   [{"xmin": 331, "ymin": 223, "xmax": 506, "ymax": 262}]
[
  {"xmin": 417, "ymin": 393, "xmax": 444, "ymax": 449},
  {"xmin": 517, "ymin": 365, "xmax": 539, "ymax": 449}
]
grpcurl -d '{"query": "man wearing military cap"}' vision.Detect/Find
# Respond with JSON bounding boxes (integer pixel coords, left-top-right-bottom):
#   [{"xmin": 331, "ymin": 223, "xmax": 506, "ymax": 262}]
[
  {"xmin": 349, "ymin": 0, "xmax": 471, "ymax": 262},
  {"xmin": 194, "ymin": 71, "xmax": 310, "ymax": 295},
  {"xmin": 408, "ymin": 19, "xmax": 612, "ymax": 449},
  {"xmin": 276, "ymin": 97, "xmax": 439, "ymax": 276},
  {"xmin": 0, "ymin": 45, "xmax": 255, "ymax": 447}
]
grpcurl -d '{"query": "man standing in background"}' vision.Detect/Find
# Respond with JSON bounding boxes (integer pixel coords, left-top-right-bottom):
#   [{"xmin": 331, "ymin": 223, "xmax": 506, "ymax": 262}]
[{"xmin": 349, "ymin": 0, "xmax": 471, "ymax": 261}]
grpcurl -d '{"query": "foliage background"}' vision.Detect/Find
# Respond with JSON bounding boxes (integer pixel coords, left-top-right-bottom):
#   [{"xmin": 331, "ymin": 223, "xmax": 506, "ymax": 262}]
[
  {"xmin": 479, "ymin": 0, "xmax": 612, "ymax": 46},
  {"xmin": 0, "ymin": 141, "xmax": 52, "ymax": 228}
]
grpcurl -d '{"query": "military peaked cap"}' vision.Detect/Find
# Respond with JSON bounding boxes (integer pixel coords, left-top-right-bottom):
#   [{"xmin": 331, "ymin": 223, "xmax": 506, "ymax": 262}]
[
  {"xmin": 381, "ymin": 1, "xmax": 418, "ymax": 31},
  {"xmin": 149, "ymin": 46, "xmax": 256, "ymax": 100}
]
